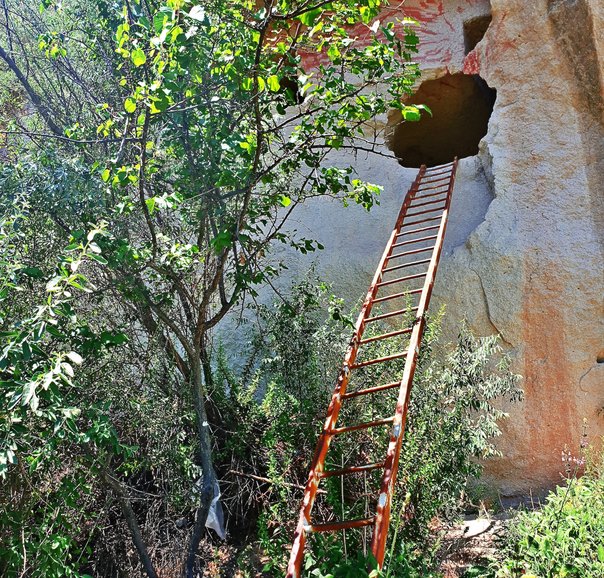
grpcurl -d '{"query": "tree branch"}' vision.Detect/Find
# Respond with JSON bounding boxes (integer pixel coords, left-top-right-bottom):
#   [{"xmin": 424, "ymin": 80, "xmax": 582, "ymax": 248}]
[{"xmin": 0, "ymin": 44, "xmax": 62, "ymax": 136}]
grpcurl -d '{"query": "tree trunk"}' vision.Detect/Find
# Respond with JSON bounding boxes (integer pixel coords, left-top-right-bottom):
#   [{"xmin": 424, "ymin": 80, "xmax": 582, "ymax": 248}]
[
  {"xmin": 101, "ymin": 469, "xmax": 159, "ymax": 578},
  {"xmin": 184, "ymin": 353, "xmax": 218, "ymax": 578}
]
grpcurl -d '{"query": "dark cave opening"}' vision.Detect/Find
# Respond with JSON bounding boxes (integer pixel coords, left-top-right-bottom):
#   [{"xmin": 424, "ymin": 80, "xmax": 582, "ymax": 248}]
[
  {"xmin": 387, "ymin": 73, "xmax": 496, "ymax": 168},
  {"xmin": 463, "ymin": 14, "xmax": 492, "ymax": 54}
]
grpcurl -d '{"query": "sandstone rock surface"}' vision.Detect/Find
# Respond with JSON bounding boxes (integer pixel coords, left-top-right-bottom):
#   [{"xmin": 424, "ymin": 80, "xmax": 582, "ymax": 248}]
[{"xmin": 432, "ymin": 0, "xmax": 603, "ymax": 493}]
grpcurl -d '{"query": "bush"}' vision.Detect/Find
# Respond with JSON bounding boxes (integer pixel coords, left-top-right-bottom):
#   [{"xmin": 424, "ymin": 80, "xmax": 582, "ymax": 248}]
[
  {"xmin": 495, "ymin": 443, "xmax": 604, "ymax": 578},
  {"xmin": 211, "ymin": 277, "xmax": 523, "ymax": 576}
]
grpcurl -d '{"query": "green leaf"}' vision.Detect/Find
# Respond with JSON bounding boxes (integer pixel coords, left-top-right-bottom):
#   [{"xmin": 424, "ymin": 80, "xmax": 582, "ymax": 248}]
[
  {"xmin": 415, "ymin": 103, "xmax": 432, "ymax": 116},
  {"xmin": 145, "ymin": 197, "xmax": 156, "ymax": 214},
  {"xmin": 89, "ymin": 254, "xmax": 108, "ymax": 265},
  {"xmin": 402, "ymin": 106, "xmax": 421, "ymax": 122},
  {"xmin": 20, "ymin": 267, "xmax": 44, "ymax": 279},
  {"xmin": 101, "ymin": 331, "xmax": 128, "ymax": 345},
  {"xmin": 153, "ymin": 10, "xmax": 169, "ymax": 34},
  {"xmin": 124, "ymin": 97, "xmax": 137, "ymax": 113},
  {"xmin": 327, "ymin": 44, "xmax": 340, "ymax": 61},
  {"xmin": 46, "ymin": 276, "xmax": 63, "ymax": 292},
  {"xmin": 150, "ymin": 92, "xmax": 170, "ymax": 113},
  {"xmin": 87, "ymin": 228, "xmax": 104, "ymax": 241},
  {"xmin": 131, "ymin": 47, "xmax": 146, "ymax": 67},
  {"xmin": 22, "ymin": 381, "xmax": 38, "ymax": 409},
  {"xmin": 62, "ymin": 362, "xmax": 74, "ymax": 377},
  {"xmin": 298, "ymin": 8, "xmax": 322, "ymax": 27},
  {"xmin": 101, "ymin": 168, "xmax": 111, "ymax": 182},
  {"xmin": 267, "ymin": 75, "xmax": 280, "ymax": 92},
  {"xmin": 22, "ymin": 341, "xmax": 32, "ymax": 361},
  {"xmin": 210, "ymin": 231, "xmax": 232, "ymax": 253},
  {"xmin": 278, "ymin": 195, "xmax": 291, "ymax": 207}
]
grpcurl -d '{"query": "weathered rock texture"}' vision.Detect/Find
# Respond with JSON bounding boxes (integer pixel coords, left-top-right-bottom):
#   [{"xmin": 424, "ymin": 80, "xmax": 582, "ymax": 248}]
[
  {"xmin": 223, "ymin": 0, "xmax": 604, "ymax": 495},
  {"xmin": 428, "ymin": 0, "xmax": 604, "ymax": 494},
  {"xmin": 403, "ymin": 0, "xmax": 602, "ymax": 494}
]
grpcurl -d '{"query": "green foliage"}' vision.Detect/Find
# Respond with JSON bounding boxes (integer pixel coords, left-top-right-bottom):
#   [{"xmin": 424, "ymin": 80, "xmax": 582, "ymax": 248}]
[
  {"xmin": 0, "ymin": 0, "xmax": 437, "ymax": 575},
  {"xmin": 0, "ymin": 465, "xmax": 95, "ymax": 578},
  {"xmin": 303, "ymin": 539, "xmax": 382, "ymax": 578},
  {"xmin": 1, "ymin": 0, "xmax": 429, "ymax": 327},
  {"xmin": 211, "ymin": 278, "xmax": 350, "ymax": 545},
  {"xmin": 0, "ymin": 172, "xmax": 196, "ymax": 577},
  {"xmin": 494, "ymin": 447, "xmax": 604, "ymax": 578},
  {"xmin": 0, "ymin": 196, "xmax": 115, "ymax": 576},
  {"xmin": 211, "ymin": 278, "xmax": 522, "ymax": 576},
  {"xmin": 0, "ymin": 194, "xmax": 117, "ymax": 477},
  {"xmin": 394, "ymin": 326, "xmax": 523, "ymax": 548},
  {"xmin": 303, "ymin": 535, "xmax": 442, "ymax": 578}
]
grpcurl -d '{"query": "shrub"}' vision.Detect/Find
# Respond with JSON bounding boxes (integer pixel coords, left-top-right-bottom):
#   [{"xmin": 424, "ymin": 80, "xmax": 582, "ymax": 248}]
[
  {"xmin": 211, "ymin": 277, "xmax": 523, "ymax": 576},
  {"xmin": 495, "ymin": 441, "xmax": 604, "ymax": 578},
  {"xmin": 392, "ymin": 324, "xmax": 523, "ymax": 549}
]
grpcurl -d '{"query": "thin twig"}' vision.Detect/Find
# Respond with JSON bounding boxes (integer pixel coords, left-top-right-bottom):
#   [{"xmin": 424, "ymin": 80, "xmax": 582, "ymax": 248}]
[{"xmin": 228, "ymin": 470, "xmax": 326, "ymax": 494}]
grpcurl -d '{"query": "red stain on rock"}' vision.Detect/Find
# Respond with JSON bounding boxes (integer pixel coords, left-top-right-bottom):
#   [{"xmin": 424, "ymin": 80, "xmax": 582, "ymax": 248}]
[
  {"xmin": 298, "ymin": 0, "xmax": 487, "ymax": 70},
  {"xmin": 520, "ymin": 261, "xmax": 578, "ymax": 485},
  {"xmin": 464, "ymin": 50, "xmax": 480, "ymax": 74},
  {"xmin": 404, "ymin": 0, "xmax": 444, "ymax": 24}
]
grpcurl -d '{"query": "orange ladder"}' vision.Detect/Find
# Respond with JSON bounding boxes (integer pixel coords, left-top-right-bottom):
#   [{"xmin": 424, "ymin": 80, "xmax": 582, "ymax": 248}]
[{"xmin": 286, "ymin": 159, "xmax": 458, "ymax": 577}]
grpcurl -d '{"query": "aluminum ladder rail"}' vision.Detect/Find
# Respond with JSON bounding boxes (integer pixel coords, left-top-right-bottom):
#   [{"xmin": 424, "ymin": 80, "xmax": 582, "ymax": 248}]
[{"xmin": 286, "ymin": 159, "xmax": 458, "ymax": 577}]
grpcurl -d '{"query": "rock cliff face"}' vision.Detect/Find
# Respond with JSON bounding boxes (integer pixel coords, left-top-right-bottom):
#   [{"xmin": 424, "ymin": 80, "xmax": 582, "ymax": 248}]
[
  {"xmin": 425, "ymin": 0, "xmax": 604, "ymax": 494},
  {"xmin": 226, "ymin": 0, "xmax": 603, "ymax": 495}
]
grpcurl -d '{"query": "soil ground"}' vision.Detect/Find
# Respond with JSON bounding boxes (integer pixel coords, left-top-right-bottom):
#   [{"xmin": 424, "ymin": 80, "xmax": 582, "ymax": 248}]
[
  {"xmin": 195, "ymin": 512, "xmax": 517, "ymax": 577},
  {"xmin": 437, "ymin": 513, "xmax": 513, "ymax": 577}
]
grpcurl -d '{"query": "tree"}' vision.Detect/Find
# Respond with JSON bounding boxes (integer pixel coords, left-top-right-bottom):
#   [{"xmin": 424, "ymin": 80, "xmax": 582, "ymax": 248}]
[{"xmin": 0, "ymin": 1, "xmax": 426, "ymax": 575}]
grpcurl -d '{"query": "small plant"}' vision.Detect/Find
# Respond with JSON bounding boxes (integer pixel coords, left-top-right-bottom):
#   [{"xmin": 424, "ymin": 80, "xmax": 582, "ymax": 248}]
[
  {"xmin": 303, "ymin": 538, "xmax": 382, "ymax": 578},
  {"xmin": 494, "ymin": 433, "xmax": 604, "ymax": 578}
]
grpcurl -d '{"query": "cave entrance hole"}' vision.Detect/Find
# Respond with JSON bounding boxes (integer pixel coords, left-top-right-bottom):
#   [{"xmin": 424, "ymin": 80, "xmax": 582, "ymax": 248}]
[
  {"xmin": 387, "ymin": 73, "xmax": 496, "ymax": 168},
  {"xmin": 464, "ymin": 14, "xmax": 492, "ymax": 54}
]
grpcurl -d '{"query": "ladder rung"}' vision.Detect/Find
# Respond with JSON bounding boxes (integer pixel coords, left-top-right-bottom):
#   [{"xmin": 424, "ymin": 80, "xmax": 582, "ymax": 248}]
[
  {"xmin": 401, "ymin": 215, "xmax": 442, "ymax": 228},
  {"xmin": 412, "ymin": 189, "xmax": 449, "ymax": 202},
  {"xmin": 342, "ymin": 381, "xmax": 401, "ymax": 399},
  {"xmin": 392, "ymin": 234, "xmax": 437, "ymax": 249},
  {"xmin": 425, "ymin": 161, "xmax": 454, "ymax": 172},
  {"xmin": 410, "ymin": 197, "xmax": 447, "ymax": 209},
  {"xmin": 405, "ymin": 206, "xmax": 444, "ymax": 219},
  {"xmin": 396, "ymin": 224, "xmax": 441, "ymax": 237},
  {"xmin": 358, "ymin": 327, "xmax": 413, "ymax": 345},
  {"xmin": 366, "ymin": 307, "xmax": 418, "ymax": 323},
  {"xmin": 319, "ymin": 462, "xmax": 384, "ymax": 478},
  {"xmin": 329, "ymin": 416, "xmax": 394, "ymax": 435},
  {"xmin": 351, "ymin": 350, "xmax": 408, "ymax": 369},
  {"xmin": 424, "ymin": 171, "xmax": 451, "ymax": 179},
  {"xmin": 376, "ymin": 271, "xmax": 427, "ymax": 288},
  {"xmin": 414, "ymin": 183, "xmax": 450, "ymax": 193},
  {"xmin": 372, "ymin": 288, "xmax": 422, "ymax": 305},
  {"xmin": 423, "ymin": 168, "xmax": 453, "ymax": 178},
  {"xmin": 417, "ymin": 176, "xmax": 450, "ymax": 186},
  {"xmin": 309, "ymin": 517, "xmax": 376, "ymax": 532},
  {"xmin": 389, "ymin": 246, "xmax": 435, "ymax": 261},
  {"xmin": 383, "ymin": 258, "xmax": 431, "ymax": 274}
]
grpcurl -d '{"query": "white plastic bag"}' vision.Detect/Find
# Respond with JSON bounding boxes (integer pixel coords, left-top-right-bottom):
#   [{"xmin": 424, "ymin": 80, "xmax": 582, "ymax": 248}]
[{"xmin": 205, "ymin": 481, "xmax": 226, "ymax": 539}]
